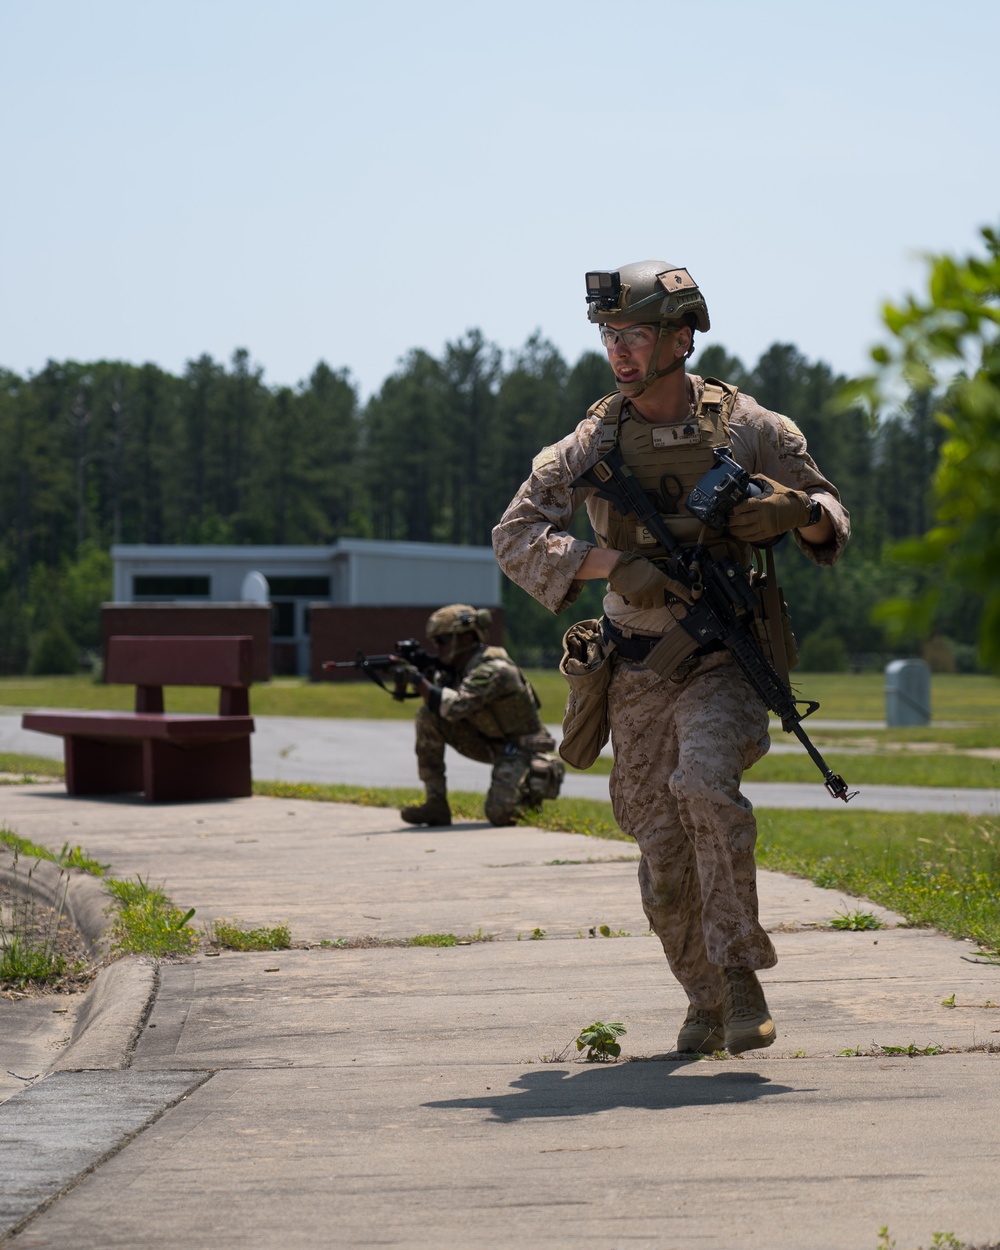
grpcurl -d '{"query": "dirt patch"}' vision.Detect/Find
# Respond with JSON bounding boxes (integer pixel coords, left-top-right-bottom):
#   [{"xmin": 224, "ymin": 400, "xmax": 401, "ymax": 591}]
[{"xmin": 0, "ymin": 881, "xmax": 100, "ymax": 999}]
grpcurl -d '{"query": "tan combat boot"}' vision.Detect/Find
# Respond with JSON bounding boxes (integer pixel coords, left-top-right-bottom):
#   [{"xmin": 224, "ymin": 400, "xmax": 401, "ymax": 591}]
[
  {"xmin": 722, "ymin": 968, "xmax": 776, "ymax": 1054},
  {"xmin": 675, "ymin": 1004, "xmax": 725, "ymax": 1054},
  {"xmin": 400, "ymin": 795, "xmax": 452, "ymax": 826}
]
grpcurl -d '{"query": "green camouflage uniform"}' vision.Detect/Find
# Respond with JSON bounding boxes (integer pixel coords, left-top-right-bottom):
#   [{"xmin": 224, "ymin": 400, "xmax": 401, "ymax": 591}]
[{"xmin": 417, "ymin": 645, "xmax": 560, "ymax": 826}]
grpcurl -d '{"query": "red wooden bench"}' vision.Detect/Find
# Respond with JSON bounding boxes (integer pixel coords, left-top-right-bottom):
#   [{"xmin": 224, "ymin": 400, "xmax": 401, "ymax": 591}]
[{"xmin": 22, "ymin": 635, "xmax": 256, "ymax": 802}]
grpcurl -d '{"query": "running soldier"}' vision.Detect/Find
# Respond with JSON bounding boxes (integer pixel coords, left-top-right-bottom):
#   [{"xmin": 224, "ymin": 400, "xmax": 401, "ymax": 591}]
[{"xmin": 492, "ymin": 260, "xmax": 849, "ymax": 1054}]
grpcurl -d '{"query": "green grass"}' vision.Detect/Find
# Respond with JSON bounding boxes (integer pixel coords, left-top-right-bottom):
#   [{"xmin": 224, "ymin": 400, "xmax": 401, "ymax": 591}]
[
  {"xmin": 253, "ymin": 779, "xmax": 628, "ymax": 839},
  {"xmin": 0, "ymin": 934, "xmax": 66, "ymax": 983},
  {"xmin": 756, "ymin": 808, "xmax": 1000, "ymax": 955},
  {"xmin": 0, "ymin": 827, "xmax": 108, "ymax": 875},
  {"xmin": 750, "ymin": 751, "xmax": 998, "ymax": 788},
  {"xmin": 803, "ymin": 725, "xmax": 1000, "ymax": 750},
  {"xmin": 577, "ymin": 749, "xmax": 1000, "ymax": 788},
  {"xmin": 0, "ymin": 673, "xmax": 429, "ymax": 721},
  {"xmin": 781, "ymin": 672, "xmax": 1000, "ymax": 723},
  {"xmin": 5, "ymin": 670, "xmax": 998, "ymax": 730},
  {"xmin": 0, "ymin": 849, "xmax": 71, "ymax": 985},
  {"xmin": 0, "ymin": 751, "xmax": 64, "ymax": 780}
]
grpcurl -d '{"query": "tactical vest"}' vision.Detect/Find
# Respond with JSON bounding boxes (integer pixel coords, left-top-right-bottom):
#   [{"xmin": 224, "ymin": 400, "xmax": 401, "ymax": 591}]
[
  {"xmin": 464, "ymin": 646, "xmax": 543, "ymax": 740},
  {"xmin": 584, "ymin": 378, "xmax": 751, "ymax": 566}
]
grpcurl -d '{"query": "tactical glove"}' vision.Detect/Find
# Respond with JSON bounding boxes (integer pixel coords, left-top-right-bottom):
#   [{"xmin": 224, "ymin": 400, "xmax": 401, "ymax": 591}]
[
  {"xmin": 726, "ymin": 476, "xmax": 814, "ymax": 546},
  {"xmin": 607, "ymin": 552, "xmax": 692, "ymax": 610},
  {"xmin": 395, "ymin": 662, "xmax": 424, "ymax": 687},
  {"xmin": 389, "ymin": 661, "xmax": 425, "ymax": 702}
]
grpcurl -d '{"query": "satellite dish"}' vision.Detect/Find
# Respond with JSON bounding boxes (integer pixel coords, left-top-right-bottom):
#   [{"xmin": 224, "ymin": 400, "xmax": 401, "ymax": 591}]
[{"xmin": 241, "ymin": 571, "xmax": 270, "ymax": 604}]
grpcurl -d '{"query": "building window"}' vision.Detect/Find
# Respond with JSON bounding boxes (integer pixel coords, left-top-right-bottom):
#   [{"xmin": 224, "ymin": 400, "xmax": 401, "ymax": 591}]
[
  {"xmin": 267, "ymin": 577, "xmax": 331, "ymax": 597},
  {"xmin": 133, "ymin": 575, "xmax": 211, "ymax": 599},
  {"xmin": 272, "ymin": 602, "xmax": 296, "ymax": 639}
]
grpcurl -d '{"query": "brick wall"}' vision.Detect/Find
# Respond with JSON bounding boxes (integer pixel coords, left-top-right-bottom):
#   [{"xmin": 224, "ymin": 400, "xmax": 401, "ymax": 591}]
[{"xmin": 101, "ymin": 604, "xmax": 272, "ymax": 682}]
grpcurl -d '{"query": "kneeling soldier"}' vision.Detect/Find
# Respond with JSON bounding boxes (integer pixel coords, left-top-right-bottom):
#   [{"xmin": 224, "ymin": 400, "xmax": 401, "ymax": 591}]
[{"xmin": 399, "ymin": 604, "xmax": 564, "ymax": 828}]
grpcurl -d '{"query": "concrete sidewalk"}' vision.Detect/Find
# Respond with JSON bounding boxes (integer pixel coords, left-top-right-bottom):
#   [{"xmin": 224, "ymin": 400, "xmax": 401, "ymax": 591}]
[{"xmin": 1, "ymin": 784, "xmax": 999, "ymax": 1249}]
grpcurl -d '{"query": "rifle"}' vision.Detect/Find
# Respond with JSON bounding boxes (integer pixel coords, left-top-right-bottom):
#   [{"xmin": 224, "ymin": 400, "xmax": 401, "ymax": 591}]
[
  {"xmin": 574, "ymin": 446, "xmax": 856, "ymax": 802},
  {"xmin": 322, "ymin": 638, "xmax": 438, "ymax": 702}
]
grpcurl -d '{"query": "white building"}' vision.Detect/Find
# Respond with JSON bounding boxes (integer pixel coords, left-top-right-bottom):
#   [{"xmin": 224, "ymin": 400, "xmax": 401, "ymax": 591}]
[{"xmin": 111, "ymin": 539, "xmax": 502, "ymax": 675}]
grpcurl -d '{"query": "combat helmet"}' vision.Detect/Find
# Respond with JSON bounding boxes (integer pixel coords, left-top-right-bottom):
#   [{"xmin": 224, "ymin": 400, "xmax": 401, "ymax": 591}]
[
  {"xmin": 585, "ymin": 260, "xmax": 710, "ymax": 332},
  {"xmin": 426, "ymin": 604, "xmax": 492, "ymax": 643},
  {"xmin": 585, "ymin": 260, "xmax": 709, "ymax": 398}
]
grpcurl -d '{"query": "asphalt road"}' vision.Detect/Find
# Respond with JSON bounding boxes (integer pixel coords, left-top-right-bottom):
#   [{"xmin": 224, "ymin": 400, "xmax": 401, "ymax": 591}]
[{"xmin": 3, "ymin": 710, "xmax": 998, "ymax": 814}]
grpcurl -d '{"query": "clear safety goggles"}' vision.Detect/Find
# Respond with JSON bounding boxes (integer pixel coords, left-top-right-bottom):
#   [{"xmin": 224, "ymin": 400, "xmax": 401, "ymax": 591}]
[{"xmin": 598, "ymin": 324, "xmax": 659, "ymax": 349}]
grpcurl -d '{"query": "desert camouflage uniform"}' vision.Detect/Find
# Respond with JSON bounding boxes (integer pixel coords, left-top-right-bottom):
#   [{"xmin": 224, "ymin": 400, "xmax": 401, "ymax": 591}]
[
  {"xmin": 417, "ymin": 645, "xmax": 558, "ymax": 826},
  {"xmin": 492, "ymin": 375, "xmax": 849, "ymax": 1008}
]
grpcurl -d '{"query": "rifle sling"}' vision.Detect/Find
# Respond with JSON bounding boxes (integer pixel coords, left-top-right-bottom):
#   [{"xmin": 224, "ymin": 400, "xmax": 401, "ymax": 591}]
[{"xmin": 762, "ymin": 546, "xmax": 791, "ymax": 688}]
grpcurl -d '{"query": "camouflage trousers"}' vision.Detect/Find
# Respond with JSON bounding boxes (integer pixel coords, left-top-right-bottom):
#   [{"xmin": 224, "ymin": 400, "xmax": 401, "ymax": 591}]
[
  {"xmin": 607, "ymin": 648, "xmax": 775, "ymax": 1009},
  {"xmin": 413, "ymin": 705, "xmax": 556, "ymax": 826}
]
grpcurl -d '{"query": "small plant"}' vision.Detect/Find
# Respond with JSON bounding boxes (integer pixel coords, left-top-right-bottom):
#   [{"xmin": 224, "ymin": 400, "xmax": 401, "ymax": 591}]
[
  {"xmin": 576, "ymin": 1020, "xmax": 626, "ymax": 1062},
  {"xmin": 842, "ymin": 1042, "xmax": 945, "ymax": 1058},
  {"xmin": 0, "ymin": 850, "xmax": 71, "ymax": 985},
  {"xmin": 878, "ymin": 1042, "xmax": 943, "ymax": 1057},
  {"xmin": 105, "ymin": 875, "xmax": 199, "ymax": 956},
  {"xmin": 940, "ymin": 993, "xmax": 997, "ymax": 1009},
  {"xmin": 877, "ymin": 1231, "xmax": 969, "ymax": 1250},
  {"xmin": 408, "ymin": 932, "xmax": 458, "ymax": 947},
  {"xmin": 830, "ymin": 907, "xmax": 886, "ymax": 931},
  {"xmin": 1, "ymin": 828, "xmax": 107, "ymax": 877},
  {"xmin": 589, "ymin": 924, "xmax": 631, "ymax": 938},
  {"xmin": 206, "ymin": 918, "xmax": 291, "ymax": 951}
]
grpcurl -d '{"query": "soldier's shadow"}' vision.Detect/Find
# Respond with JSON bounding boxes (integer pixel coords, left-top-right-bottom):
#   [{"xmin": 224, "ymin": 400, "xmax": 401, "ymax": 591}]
[{"xmin": 424, "ymin": 1061, "xmax": 804, "ymax": 1124}]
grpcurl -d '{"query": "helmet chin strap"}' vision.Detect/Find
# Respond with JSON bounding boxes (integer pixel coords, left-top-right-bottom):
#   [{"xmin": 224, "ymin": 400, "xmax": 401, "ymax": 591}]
[{"xmin": 614, "ymin": 326, "xmax": 689, "ymax": 399}]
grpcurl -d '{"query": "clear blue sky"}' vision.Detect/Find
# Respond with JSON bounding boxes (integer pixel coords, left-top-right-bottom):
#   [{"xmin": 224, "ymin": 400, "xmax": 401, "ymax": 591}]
[{"xmin": 2, "ymin": 0, "xmax": 997, "ymax": 400}]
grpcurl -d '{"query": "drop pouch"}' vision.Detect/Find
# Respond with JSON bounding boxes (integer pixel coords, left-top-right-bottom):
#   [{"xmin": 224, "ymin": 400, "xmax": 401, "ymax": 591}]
[{"xmin": 558, "ymin": 618, "xmax": 615, "ymax": 770}]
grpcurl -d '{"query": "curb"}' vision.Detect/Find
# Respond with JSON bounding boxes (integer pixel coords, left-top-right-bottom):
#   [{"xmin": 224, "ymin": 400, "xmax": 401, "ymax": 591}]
[
  {"xmin": 51, "ymin": 958, "xmax": 158, "ymax": 1072},
  {"xmin": 0, "ymin": 851, "xmax": 111, "ymax": 959},
  {"xmin": 1, "ymin": 850, "xmax": 157, "ymax": 1073}
]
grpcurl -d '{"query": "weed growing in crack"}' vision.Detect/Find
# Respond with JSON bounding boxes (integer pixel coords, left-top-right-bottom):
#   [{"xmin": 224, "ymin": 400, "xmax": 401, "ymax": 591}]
[
  {"xmin": 830, "ymin": 907, "xmax": 886, "ymax": 931},
  {"xmin": 876, "ymin": 1226, "xmax": 995, "ymax": 1250},
  {"xmin": 576, "ymin": 1020, "xmax": 626, "ymax": 1062},
  {"xmin": 206, "ymin": 918, "xmax": 292, "ymax": 951},
  {"xmin": 840, "ymin": 1042, "xmax": 945, "ymax": 1058},
  {"xmin": 105, "ymin": 875, "xmax": 199, "ymax": 956}
]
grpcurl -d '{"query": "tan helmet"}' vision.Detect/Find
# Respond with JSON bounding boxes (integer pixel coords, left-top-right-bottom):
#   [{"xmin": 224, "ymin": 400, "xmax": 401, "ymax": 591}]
[
  {"xmin": 426, "ymin": 604, "xmax": 492, "ymax": 643},
  {"xmin": 585, "ymin": 260, "xmax": 710, "ymax": 333},
  {"xmin": 585, "ymin": 260, "xmax": 709, "ymax": 398}
]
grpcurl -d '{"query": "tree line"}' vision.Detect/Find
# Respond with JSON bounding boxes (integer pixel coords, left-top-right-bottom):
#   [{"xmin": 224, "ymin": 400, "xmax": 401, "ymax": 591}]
[{"xmin": 0, "ymin": 331, "xmax": 980, "ymax": 674}]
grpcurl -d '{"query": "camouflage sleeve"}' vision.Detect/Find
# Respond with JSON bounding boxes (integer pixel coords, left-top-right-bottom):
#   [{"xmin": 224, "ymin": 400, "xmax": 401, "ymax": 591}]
[
  {"xmin": 437, "ymin": 655, "xmax": 523, "ymax": 722},
  {"xmin": 492, "ymin": 417, "xmax": 604, "ymax": 613},
  {"xmin": 730, "ymin": 396, "xmax": 850, "ymax": 566}
]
